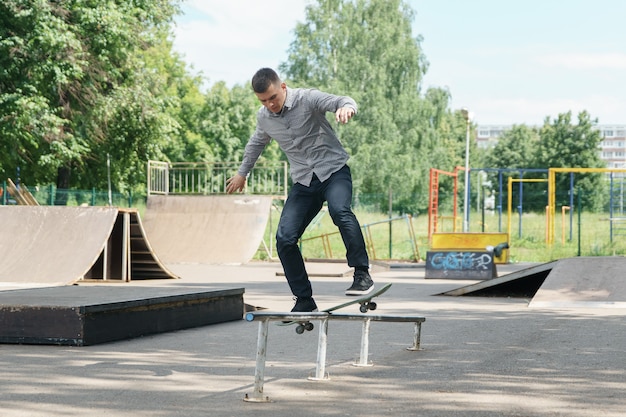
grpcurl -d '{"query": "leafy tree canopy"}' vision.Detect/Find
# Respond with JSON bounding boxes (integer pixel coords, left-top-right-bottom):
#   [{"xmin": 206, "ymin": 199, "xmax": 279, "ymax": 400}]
[
  {"xmin": 279, "ymin": 0, "xmax": 465, "ymax": 213},
  {"xmin": 0, "ymin": 0, "xmax": 182, "ymax": 196},
  {"xmin": 0, "ymin": 0, "xmax": 611, "ymax": 214},
  {"xmin": 483, "ymin": 111, "xmax": 607, "ymax": 211}
]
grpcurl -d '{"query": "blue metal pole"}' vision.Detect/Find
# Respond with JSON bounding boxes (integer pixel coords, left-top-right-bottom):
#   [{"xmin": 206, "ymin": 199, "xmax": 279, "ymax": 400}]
[
  {"xmin": 569, "ymin": 172, "xmax": 575, "ymax": 242},
  {"xmin": 498, "ymin": 170, "xmax": 503, "ymax": 232},
  {"xmin": 609, "ymin": 173, "xmax": 614, "ymax": 243}
]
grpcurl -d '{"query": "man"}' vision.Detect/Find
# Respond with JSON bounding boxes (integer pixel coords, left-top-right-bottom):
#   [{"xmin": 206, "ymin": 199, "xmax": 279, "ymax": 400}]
[{"xmin": 226, "ymin": 68, "xmax": 373, "ymax": 313}]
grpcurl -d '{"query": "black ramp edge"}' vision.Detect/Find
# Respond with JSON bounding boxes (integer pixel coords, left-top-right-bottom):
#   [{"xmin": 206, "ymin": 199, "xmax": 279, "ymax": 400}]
[{"xmin": 0, "ymin": 286, "xmax": 244, "ymax": 346}]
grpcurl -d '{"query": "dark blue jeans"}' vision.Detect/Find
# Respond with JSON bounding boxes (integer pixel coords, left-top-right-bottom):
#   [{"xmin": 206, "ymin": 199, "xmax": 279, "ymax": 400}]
[{"xmin": 276, "ymin": 165, "xmax": 369, "ymax": 298}]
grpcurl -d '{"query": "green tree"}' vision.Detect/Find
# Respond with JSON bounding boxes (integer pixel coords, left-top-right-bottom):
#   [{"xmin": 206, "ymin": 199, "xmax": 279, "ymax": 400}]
[
  {"xmin": 0, "ymin": 0, "xmax": 181, "ymax": 200},
  {"xmin": 196, "ymin": 82, "xmax": 260, "ymax": 163},
  {"xmin": 485, "ymin": 125, "xmax": 540, "ymax": 170},
  {"xmin": 0, "ymin": 0, "xmax": 88, "ymax": 189},
  {"xmin": 144, "ymin": 37, "xmax": 209, "ymax": 164},
  {"xmin": 279, "ymin": 0, "xmax": 450, "ymax": 213},
  {"xmin": 482, "ymin": 125, "xmax": 549, "ymax": 211},
  {"xmin": 535, "ymin": 111, "xmax": 606, "ymax": 211}
]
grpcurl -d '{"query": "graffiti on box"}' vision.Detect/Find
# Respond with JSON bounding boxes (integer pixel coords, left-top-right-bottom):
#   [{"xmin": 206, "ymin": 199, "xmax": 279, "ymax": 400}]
[{"xmin": 428, "ymin": 252, "xmax": 493, "ymax": 271}]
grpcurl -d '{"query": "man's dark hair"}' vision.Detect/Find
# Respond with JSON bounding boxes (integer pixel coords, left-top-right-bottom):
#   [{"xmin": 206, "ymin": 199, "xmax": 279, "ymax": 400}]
[{"xmin": 251, "ymin": 68, "xmax": 281, "ymax": 93}]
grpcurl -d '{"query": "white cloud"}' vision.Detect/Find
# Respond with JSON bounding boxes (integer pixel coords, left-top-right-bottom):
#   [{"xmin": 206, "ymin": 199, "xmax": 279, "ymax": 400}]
[
  {"xmin": 186, "ymin": 0, "xmax": 308, "ymax": 30},
  {"xmin": 176, "ymin": 0, "xmax": 307, "ymax": 49},
  {"xmin": 536, "ymin": 52, "xmax": 626, "ymax": 70},
  {"xmin": 172, "ymin": 1, "xmax": 309, "ymax": 86},
  {"xmin": 468, "ymin": 95, "xmax": 626, "ymax": 126},
  {"xmin": 170, "ymin": 2, "xmax": 626, "ymax": 125}
]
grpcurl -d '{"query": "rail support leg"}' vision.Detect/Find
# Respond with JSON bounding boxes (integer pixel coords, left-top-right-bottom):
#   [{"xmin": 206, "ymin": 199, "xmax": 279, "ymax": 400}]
[
  {"xmin": 244, "ymin": 319, "xmax": 271, "ymax": 402},
  {"xmin": 309, "ymin": 318, "xmax": 330, "ymax": 380},
  {"xmin": 354, "ymin": 318, "xmax": 373, "ymax": 367},
  {"xmin": 406, "ymin": 321, "xmax": 423, "ymax": 351}
]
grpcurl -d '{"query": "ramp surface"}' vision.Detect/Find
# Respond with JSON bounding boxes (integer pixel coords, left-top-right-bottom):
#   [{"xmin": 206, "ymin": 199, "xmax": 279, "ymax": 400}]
[
  {"xmin": 442, "ymin": 257, "xmax": 626, "ymax": 309},
  {"xmin": 440, "ymin": 261, "xmax": 556, "ymax": 298},
  {"xmin": 142, "ymin": 195, "xmax": 272, "ymax": 264},
  {"xmin": 1, "ymin": 206, "xmax": 117, "ymax": 285},
  {"xmin": 0, "ymin": 206, "xmax": 177, "ymax": 285},
  {"xmin": 529, "ymin": 257, "xmax": 626, "ymax": 308}
]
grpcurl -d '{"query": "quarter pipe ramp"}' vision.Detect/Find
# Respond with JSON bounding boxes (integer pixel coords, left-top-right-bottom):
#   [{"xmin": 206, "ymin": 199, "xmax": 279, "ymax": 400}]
[
  {"xmin": 142, "ymin": 195, "xmax": 272, "ymax": 264},
  {"xmin": 0, "ymin": 206, "xmax": 177, "ymax": 285}
]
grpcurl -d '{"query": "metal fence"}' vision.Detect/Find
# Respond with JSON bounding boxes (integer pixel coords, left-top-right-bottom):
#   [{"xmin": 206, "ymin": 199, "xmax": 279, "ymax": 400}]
[
  {"xmin": 1, "ymin": 182, "xmax": 134, "ymax": 207},
  {"xmin": 147, "ymin": 160, "xmax": 288, "ymax": 199}
]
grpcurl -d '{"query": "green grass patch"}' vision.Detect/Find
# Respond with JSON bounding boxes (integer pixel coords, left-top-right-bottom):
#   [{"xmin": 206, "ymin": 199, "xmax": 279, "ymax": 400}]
[{"xmin": 256, "ymin": 206, "xmax": 626, "ymax": 263}]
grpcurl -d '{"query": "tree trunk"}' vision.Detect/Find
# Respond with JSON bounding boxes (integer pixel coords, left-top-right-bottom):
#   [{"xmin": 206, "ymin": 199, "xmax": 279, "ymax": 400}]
[{"xmin": 54, "ymin": 166, "xmax": 71, "ymax": 205}]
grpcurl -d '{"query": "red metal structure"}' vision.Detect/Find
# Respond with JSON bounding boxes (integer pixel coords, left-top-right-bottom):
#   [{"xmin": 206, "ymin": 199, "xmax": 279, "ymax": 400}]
[{"xmin": 428, "ymin": 167, "xmax": 463, "ymax": 240}]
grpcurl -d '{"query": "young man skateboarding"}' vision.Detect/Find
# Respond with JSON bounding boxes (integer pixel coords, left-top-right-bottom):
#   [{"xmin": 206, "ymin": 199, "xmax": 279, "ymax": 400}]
[{"xmin": 226, "ymin": 67, "xmax": 373, "ymax": 312}]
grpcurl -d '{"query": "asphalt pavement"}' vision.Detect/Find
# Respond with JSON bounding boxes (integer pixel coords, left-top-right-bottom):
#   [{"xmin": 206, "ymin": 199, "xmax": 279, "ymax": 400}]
[{"xmin": 1, "ymin": 261, "xmax": 625, "ymax": 417}]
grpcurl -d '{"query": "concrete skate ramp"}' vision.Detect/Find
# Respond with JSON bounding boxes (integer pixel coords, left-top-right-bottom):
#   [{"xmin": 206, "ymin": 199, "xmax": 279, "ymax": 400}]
[
  {"xmin": 142, "ymin": 195, "xmax": 272, "ymax": 264},
  {"xmin": 529, "ymin": 257, "xmax": 626, "ymax": 309}
]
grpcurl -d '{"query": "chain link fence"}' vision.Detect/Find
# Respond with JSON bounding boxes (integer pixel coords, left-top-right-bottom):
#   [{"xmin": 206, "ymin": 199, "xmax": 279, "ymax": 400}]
[{"xmin": 1, "ymin": 182, "xmax": 138, "ymax": 208}]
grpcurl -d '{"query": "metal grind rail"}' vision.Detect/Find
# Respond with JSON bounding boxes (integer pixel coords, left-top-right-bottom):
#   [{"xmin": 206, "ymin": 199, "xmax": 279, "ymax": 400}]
[{"xmin": 243, "ymin": 311, "xmax": 426, "ymax": 403}]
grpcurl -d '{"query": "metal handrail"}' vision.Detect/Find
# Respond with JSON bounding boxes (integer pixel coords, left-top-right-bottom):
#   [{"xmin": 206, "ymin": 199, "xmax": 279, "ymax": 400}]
[{"xmin": 244, "ymin": 311, "xmax": 426, "ymax": 402}]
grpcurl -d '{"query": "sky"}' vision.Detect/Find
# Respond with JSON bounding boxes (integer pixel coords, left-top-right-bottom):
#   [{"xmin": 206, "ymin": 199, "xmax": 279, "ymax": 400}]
[{"xmin": 171, "ymin": 0, "xmax": 626, "ymax": 126}]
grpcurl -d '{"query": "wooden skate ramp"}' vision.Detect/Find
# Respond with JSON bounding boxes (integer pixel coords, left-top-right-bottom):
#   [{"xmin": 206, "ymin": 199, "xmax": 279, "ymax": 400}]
[
  {"xmin": 142, "ymin": 195, "xmax": 272, "ymax": 264},
  {"xmin": 0, "ymin": 206, "xmax": 177, "ymax": 285}
]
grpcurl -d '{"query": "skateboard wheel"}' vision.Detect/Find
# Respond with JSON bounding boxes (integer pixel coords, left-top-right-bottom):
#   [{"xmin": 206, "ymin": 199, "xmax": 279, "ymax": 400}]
[
  {"xmin": 360, "ymin": 304, "xmax": 368, "ymax": 313},
  {"xmin": 296, "ymin": 325, "xmax": 305, "ymax": 334},
  {"xmin": 369, "ymin": 301, "xmax": 377, "ymax": 311},
  {"xmin": 305, "ymin": 322, "xmax": 314, "ymax": 331}
]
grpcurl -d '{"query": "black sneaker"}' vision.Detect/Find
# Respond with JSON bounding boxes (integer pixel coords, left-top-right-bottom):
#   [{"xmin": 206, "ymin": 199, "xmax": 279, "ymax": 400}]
[
  {"xmin": 345, "ymin": 269, "xmax": 374, "ymax": 296},
  {"xmin": 282, "ymin": 297, "xmax": 318, "ymax": 323},
  {"xmin": 291, "ymin": 297, "xmax": 318, "ymax": 313}
]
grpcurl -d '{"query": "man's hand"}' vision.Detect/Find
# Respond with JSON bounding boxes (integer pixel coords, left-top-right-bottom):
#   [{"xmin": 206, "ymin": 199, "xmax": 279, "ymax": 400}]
[
  {"xmin": 226, "ymin": 174, "xmax": 246, "ymax": 194},
  {"xmin": 335, "ymin": 107, "xmax": 355, "ymax": 124}
]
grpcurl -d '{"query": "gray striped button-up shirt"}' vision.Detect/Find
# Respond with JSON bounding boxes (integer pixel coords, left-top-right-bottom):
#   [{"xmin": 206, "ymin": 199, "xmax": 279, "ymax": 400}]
[{"xmin": 237, "ymin": 87, "xmax": 357, "ymax": 186}]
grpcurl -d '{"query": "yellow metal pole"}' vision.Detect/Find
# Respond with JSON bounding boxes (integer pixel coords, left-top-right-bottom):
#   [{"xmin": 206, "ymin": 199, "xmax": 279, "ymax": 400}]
[
  {"xmin": 546, "ymin": 168, "xmax": 556, "ymax": 245},
  {"xmin": 544, "ymin": 206, "xmax": 550, "ymax": 243},
  {"xmin": 561, "ymin": 206, "xmax": 570, "ymax": 245},
  {"xmin": 547, "ymin": 167, "xmax": 626, "ymax": 245}
]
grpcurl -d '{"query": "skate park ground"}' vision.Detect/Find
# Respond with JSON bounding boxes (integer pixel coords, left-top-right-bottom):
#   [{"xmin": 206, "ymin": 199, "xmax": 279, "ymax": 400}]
[{"xmin": 1, "ymin": 260, "xmax": 625, "ymax": 417}]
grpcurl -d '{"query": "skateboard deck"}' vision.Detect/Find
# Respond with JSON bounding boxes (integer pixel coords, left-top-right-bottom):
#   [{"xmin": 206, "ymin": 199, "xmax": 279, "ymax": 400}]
[{"xmin": 278, "ymin": 283, "xmax": 392, "ymax": 334}]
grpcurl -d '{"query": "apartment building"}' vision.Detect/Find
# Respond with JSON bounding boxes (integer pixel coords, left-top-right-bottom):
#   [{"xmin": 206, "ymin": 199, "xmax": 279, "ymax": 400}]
[
  {"xmin": 476, "ymin": 124, "xmax": 626, "ymax": 168},
  {"xmin": 599, "ymin": 126, "xmax": 626, "ymax": 169}
]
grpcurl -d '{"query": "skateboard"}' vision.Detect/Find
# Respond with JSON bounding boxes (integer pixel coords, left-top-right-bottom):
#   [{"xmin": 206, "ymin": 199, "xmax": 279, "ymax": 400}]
[{"xmin": 278, "ymin": 283, "xmax": 392, "ymax": 334}]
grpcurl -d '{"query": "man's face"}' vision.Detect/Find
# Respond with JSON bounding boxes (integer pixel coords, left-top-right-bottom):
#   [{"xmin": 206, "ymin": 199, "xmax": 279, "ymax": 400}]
[{"xmin": 255, "ymin": 82, "xmax": 287, "ymax": 114}]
